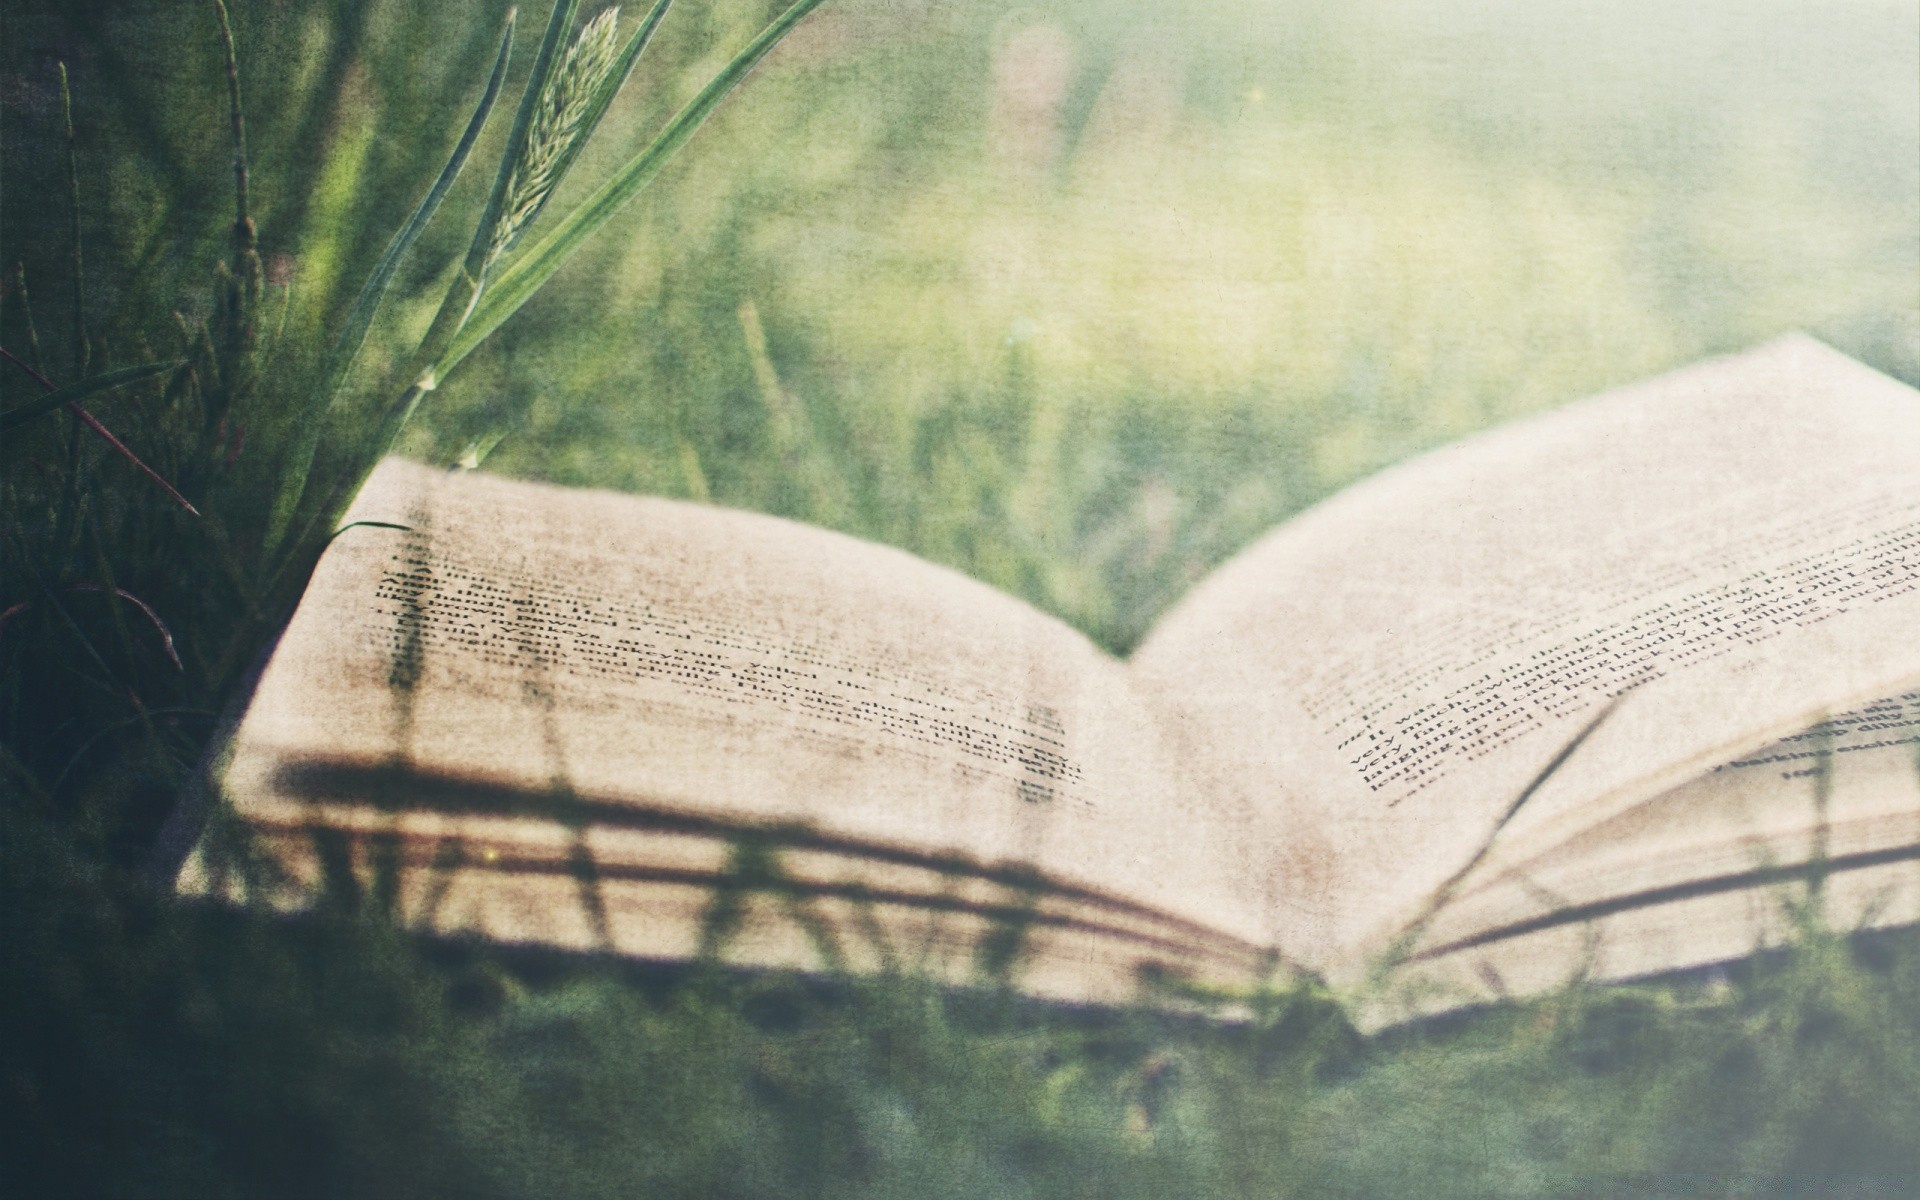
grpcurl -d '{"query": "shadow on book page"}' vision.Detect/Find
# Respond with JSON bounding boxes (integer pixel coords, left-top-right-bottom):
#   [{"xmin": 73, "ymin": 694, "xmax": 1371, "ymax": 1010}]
[{"xmin": 176, "ymin": 756, "xmax": 1281, "ymax": 1009}]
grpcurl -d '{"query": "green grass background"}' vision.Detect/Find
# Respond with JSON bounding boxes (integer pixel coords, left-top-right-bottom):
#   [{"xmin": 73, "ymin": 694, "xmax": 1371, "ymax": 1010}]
[{"xmin": 3, "ymin": 0, "xmax": 1919, "ymax": 1195}]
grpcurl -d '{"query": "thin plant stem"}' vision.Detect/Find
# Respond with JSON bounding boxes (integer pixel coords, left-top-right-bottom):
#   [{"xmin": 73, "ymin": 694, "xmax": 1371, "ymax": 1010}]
[
  {"xmin": 13, "ymin": 264, "xmax": 45, "ymax": 373},
  {"xmin": 58, "ymin": 63, "xmax": 87, "ymax": 380},
  {"xmin": 211, "ymin": 0, "xmax": 255, "ymax": 257},
  {"xmin": 262, "ymin": 9, "xmax": 518, "ymax": 559},
  {"xmin": 1375, "ymin": 694, "xmax": 1626, "ymax": 976},
  {"xmin": 408, "ymin": 0, "xmax": 582, "ymax": 385}
]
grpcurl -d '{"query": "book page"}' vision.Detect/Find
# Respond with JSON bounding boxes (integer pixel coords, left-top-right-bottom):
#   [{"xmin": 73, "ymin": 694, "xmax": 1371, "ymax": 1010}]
[
  {"xmin": 1132, "ymin": 337, "xmax": 1920, "ymax": 969},
  {"xmin": 1382, "ymin": 689, "xmax": 1920, "ymax": 1018},
  {"xmin": 189, "ymin": 459, "xmax": 1270, "ymax": 999}
]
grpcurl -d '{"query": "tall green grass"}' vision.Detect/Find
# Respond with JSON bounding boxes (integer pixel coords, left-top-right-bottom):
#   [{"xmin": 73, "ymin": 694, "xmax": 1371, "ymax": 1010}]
[{"xmin": 3, "ymin": 0, "xmax": 1917, "ymax": 1195}]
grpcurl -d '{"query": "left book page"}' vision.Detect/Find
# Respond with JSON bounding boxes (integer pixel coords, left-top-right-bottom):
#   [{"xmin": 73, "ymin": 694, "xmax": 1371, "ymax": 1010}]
[{"xmin": 178, "ymin": 459, "xmax": 1272, "ymax": 1002}]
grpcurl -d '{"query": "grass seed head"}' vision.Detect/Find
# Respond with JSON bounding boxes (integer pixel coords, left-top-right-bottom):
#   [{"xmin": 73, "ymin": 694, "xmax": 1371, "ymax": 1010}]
[{"xmin": 489, "ymin": 6, "xmax": 623, "ymax": 267}]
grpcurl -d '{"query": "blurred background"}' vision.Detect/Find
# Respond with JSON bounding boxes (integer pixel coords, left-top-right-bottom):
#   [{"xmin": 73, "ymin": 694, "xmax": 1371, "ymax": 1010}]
[{"xmin": 5, "ymin": 0, "xmax": 1917, "ymax": 650}]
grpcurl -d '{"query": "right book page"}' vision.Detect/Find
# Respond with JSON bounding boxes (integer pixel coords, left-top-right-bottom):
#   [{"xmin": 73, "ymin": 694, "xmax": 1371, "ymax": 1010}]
[
  {"xmin": 1129, "ymin": 336, "xmax": 1920, "ymax": 973},
  {"xmin": 1395, "ymin": 687, "xmax": 1920, "ymax": 1010}
]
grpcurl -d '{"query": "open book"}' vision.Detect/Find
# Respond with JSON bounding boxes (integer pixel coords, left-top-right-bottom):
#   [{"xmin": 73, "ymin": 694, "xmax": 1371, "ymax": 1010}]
[{"xmin": 172, "ymin": 336, "xmax": 1920, "ymax": 1021}]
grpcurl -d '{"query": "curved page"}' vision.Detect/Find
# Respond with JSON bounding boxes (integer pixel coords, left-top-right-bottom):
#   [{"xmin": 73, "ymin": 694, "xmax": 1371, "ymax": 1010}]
[
  {"xmin": 1385, "ymin": 688, "xmax": 1920, "ymax": 1019},
  {"xmin": 187, "ymin": 460, "xmax": 1268, "ymax": 1000},
  {"xmin": 1133, "ymin": 336, "xmax": 1920, "ymax": 968}
]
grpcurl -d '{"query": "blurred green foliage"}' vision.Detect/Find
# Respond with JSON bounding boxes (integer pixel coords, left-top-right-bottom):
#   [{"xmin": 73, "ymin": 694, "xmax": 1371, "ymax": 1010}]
[
  {"xmin": 3, "ymin": 0, "xmax": 1918, "ymax": 1195},
  {"xmin": 8, "ymin": 0, "xmax": 1915, "ymax": 649}
]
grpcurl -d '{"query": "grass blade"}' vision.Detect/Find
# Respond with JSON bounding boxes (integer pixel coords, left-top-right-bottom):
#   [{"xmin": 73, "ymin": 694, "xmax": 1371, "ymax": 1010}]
[
  {"xmin": 0, "ymin": 359, "xmax": 183, "ymax": 432},
  {"xmin": 440, "ymin": 0, "xmax": 829, "ymax": 380},
  {"xmin": 211, "ymin": 0, "xmax": 256, "ymax": 257},
  {"xmin": 58, "ymin": 63, "xmax": 87, "ymax": 379},
  {"xmin": 12, "ymin": 264, "xmax": 45, "ymax": 372},
  {"xmin": 262, "ymin": 10, "xmax": 518, "ymax": 555},
  {"xmin": 409, "ymin": 0, "xmax": 582, "ymax": 376},
  {"xmin": 210, "ymin": 0, "xmax": 262, "ymax": 371}
]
